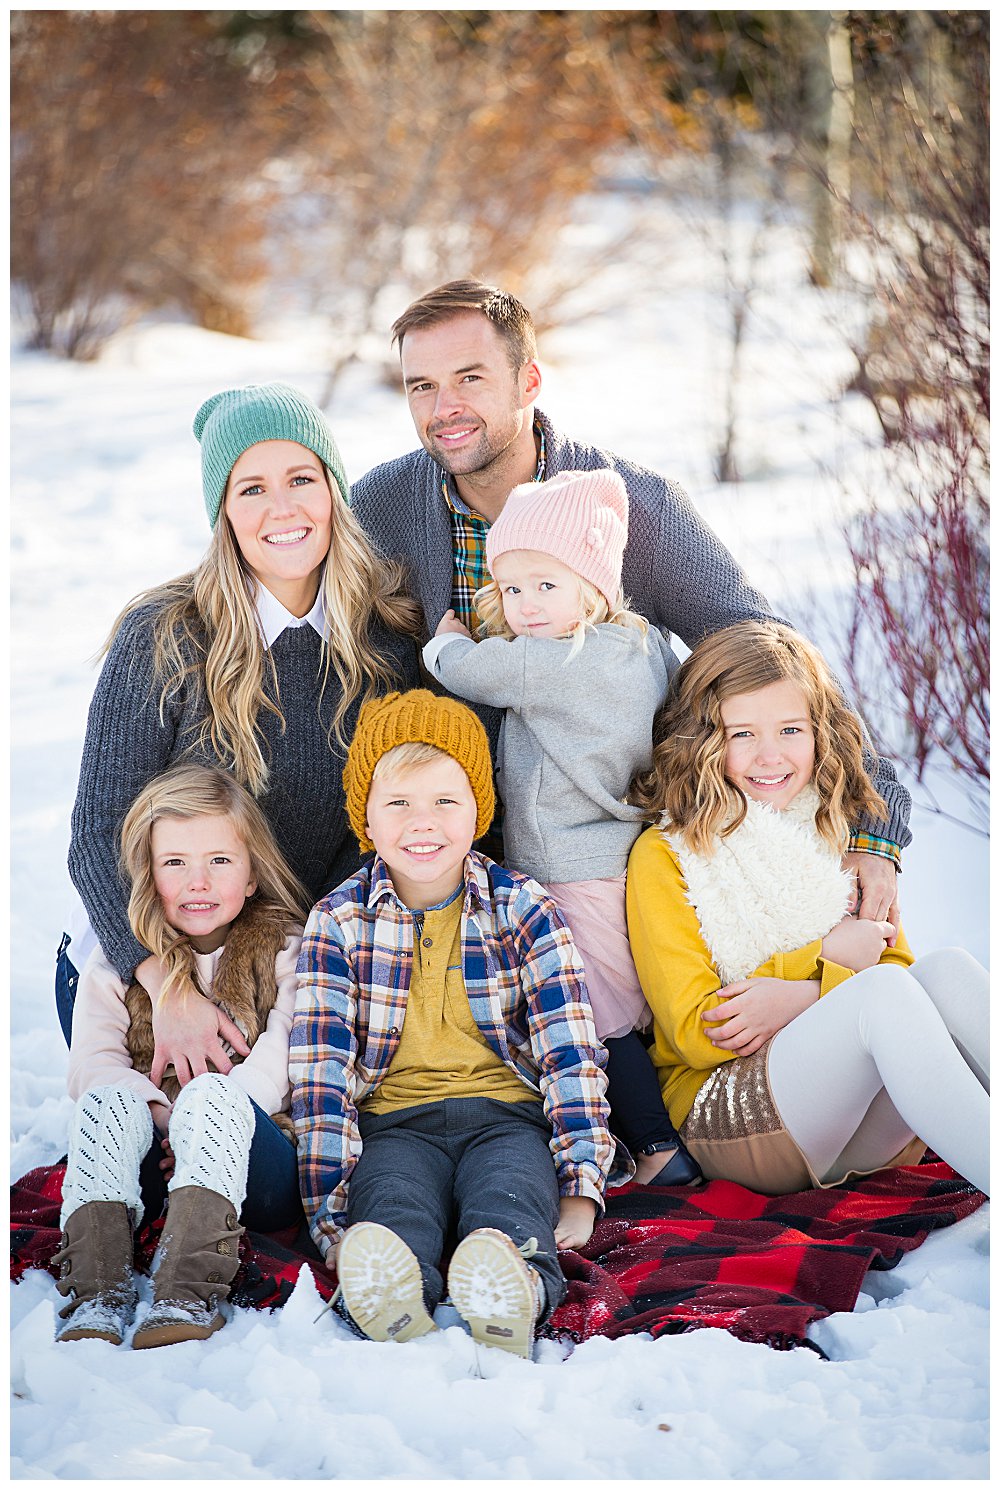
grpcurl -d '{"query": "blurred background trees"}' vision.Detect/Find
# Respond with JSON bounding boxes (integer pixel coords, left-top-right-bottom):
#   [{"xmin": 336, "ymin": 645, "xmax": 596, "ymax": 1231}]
[{"xmin": 11, "ymin": 9, "xmax": 988, "ymax": 801}]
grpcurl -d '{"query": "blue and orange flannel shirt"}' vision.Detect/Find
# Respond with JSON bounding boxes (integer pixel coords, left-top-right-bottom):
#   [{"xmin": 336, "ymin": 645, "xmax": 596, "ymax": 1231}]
[{"xmin": 290, "ymin": 850, "xmax": 620, "ymax": 1258}]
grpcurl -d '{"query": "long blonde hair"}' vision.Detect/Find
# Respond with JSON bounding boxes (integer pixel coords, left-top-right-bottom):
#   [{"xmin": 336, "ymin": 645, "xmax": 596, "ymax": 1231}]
[
  {"xmin": 120, "ymin": 763, "xmax": 310, "ymax": 1000},
  {"xmin": 630, "ymin": 621, "xmax": 887, "ymax": 854},
  {"xmin": 104, "ymin": 473, "xmax": 421, "ymax": 795},
  {"xmin": 475, "ymin": 573, "xmax": 648, "ymax": 660}
]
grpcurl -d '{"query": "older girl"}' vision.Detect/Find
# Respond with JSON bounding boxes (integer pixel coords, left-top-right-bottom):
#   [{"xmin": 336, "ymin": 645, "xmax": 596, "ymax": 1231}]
[
  {"xmin": 57, "ymin": 763, "xmax": 308, "ymax": 1348},
  {"xmin": 59, "ymin": 383, "xmax": 421, "ymax": 1079},
  {"xmin": 627, "ymin": 621, "xmax": 988, "ymax": 1196}
]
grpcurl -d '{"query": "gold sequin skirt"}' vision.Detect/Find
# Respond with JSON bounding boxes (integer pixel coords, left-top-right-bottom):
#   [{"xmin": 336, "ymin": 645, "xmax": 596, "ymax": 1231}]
[{"xmin": 679, "ymin": 1040, "xmax": 924, "ymax": 1195}]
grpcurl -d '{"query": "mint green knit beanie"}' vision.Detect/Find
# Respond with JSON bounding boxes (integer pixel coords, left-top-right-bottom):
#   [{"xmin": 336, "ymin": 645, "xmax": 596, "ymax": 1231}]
[{"xmin": 193, "ymin": 382, "xmax": 350, "ymax": 527}]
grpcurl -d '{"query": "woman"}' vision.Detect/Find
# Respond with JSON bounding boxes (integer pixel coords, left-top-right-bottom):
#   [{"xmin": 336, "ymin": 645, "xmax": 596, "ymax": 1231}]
[{"xmin": 58, "ymin": 382, "xmax": 422, "ymax": 1082}]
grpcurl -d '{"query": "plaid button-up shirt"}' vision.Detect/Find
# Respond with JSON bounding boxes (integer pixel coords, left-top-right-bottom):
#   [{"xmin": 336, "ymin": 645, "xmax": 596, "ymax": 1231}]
[{"xmin": 290, "ymin": 850, "xmax": 617, "ymax": 1258}]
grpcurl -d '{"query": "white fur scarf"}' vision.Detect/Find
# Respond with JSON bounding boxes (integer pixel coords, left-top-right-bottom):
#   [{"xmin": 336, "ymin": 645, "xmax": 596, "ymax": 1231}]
[{"xmin": 662, "ymin": 787, "xmax": 855, "ymax": 983}]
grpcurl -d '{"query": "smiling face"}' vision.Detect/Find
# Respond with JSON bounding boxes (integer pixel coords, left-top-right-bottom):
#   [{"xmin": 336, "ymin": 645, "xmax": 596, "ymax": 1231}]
[
  {"xmin": 400, "ymin": 313, "xmax": 540, "ymax": 510},
  {"xmin": 223, "ymin": 440, "xmax": 333, "ymax": 616},
  {"xmin": 151, "ymin": 813, "xmax": 257, "ymax": 954},
  {"xmin": 490, "ymin": 549, "xmax": 585, "ymax": 640},
  {"xmin": 365, "ymin": 752, "xmax": 479, "ymax": 910},
  {"xmin": 721, "ymin": 678, "xmax": 817, "ymax": 811}
]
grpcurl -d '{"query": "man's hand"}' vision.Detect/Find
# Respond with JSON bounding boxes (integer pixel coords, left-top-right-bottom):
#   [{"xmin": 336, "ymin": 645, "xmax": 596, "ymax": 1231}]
[
  {"xmin": 554, "ymin": 1195, "xmax": 598, "ymax": 1250},
  {"xmin": 702, "ymin": 977, "xmax": 821, "ymax": 1055},
  {"xmin": 843, "ymin": 851, "xmax": 900, "ymax": 942},
  {"xmin": 435, "ymin": 608, "xmax": 472, "ymax": 639},
  {"xmin": 138, "ymin": 956, "xmax": 251, "ymax": 1088},
  {"xmin": 821, "ymin": 915, "xmax": 894, "ymax": 972}
]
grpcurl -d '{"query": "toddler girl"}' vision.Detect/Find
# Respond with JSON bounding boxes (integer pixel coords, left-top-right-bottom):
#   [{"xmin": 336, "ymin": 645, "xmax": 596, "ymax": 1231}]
[
  {"xmin": 56, "ymin": 763, "xmax": 309, "ymax": 1348},
  {"xmin": 424, "ymin": 467, "xmax": 700, "ymax": 1187},
  {"xmin": 626, "ymin": 620, "xmax": 989, "ymax": 1196}
]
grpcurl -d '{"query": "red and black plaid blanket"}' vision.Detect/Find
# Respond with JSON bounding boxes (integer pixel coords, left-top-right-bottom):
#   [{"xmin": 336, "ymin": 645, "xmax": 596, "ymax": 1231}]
[{"xmin": 11, "ymin": 1160, "xmax": 983, "ymax": 1354}]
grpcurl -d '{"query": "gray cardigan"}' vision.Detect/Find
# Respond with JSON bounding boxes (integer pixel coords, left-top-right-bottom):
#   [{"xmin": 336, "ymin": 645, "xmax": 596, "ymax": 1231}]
[
  {"xmin": 426, "ymin": 626, "xmax": 678, "ymax": 883},
  {"xmin": 352, "ymin": 409, "xmax": 911, "ymax": 851}
]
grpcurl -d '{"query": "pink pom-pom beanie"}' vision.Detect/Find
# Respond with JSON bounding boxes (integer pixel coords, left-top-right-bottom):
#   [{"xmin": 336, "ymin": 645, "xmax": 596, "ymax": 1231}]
[{"xmin": 485, "ymin": 468, "xmax": 630, "ymax": 607}]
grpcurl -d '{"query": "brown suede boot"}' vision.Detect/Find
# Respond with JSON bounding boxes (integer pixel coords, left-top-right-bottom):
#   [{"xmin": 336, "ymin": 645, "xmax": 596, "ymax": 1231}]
[
  {"xmin": 54, "ymin": 1201, "xmax": 137, "ymax": 1345},
  {"xmin": 132, "ymin": 1186, "xmax": 244, "ymax": 1350}
]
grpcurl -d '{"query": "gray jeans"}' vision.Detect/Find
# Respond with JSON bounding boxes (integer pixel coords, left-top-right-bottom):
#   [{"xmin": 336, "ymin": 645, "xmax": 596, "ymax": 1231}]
[{"xmin": 349, "ymin": 1097, "xmax": 566, "ymax": 1319}]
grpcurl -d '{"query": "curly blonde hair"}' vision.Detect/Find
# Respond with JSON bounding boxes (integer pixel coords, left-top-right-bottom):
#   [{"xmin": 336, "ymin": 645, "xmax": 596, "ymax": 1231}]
[
  {"xmin": 103, "ymin": 472, "xmax": 421, "ymax": 796},
  {"xmin": 630, "ymin": 621, "xmax": 886, "ymax": 854},
  {"xmin": 120, "ymin": 763, "xmax": 310, "ymax": 1000},
  {"xmin": 474, "ymin": 573, "xmax": 648, "ymax": 660}
]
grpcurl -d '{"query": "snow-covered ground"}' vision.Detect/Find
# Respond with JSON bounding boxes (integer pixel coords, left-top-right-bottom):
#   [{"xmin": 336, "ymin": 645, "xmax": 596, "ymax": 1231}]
[{"xmin": 10, "ymin": 186, "xmax": 988, "ymax": 1479}]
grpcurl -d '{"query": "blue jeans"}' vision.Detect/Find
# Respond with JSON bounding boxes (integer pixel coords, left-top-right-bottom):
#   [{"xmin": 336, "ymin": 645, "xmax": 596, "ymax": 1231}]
[
  {"xmin": 56, "ymin": 937, "xmax": 301, "ymax": 1232},
  {"xmin": 349, "ymin": 1096, "xmax": 566, "ymax": 1321},
  {"xmin": 55, "ymin": 933, "xmax": 78, "ymax": 1046},
  {"xmin": 140, "ymin": 1096, "xmax": 302, "ymax": 1232}
]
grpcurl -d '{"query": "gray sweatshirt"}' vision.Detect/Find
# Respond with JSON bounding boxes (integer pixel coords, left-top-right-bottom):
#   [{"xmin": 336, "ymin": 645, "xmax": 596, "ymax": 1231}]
[{"xmin": 425, "ymin": 625, "xmax": 678, "ymax": 884}]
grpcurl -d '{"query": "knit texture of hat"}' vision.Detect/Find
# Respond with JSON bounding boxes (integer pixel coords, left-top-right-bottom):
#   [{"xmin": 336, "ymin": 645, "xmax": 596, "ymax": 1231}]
[
  {"xmin": 485, "ymin": 468, "xmax": 630, "ymax": 607},
  {"xmin": 344, "ymin": 689, "xmax": 495, "ymax": 853},
  {"xmin": 193, "ymin": 383, "xmax": 350, "ymax": 527}
]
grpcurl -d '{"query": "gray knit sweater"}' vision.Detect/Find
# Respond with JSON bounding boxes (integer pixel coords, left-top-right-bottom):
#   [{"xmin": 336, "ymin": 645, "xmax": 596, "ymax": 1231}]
[
  {"xmin": 426, "ymin": 626, "xmax": 678, "ymax": 883},
  {"xmin": 352, "ymin": 409, "xmax": 911, "ymax": 850},
  {"xmin": 69, "ymin": 605, "xmax": 420, "ymax": 983}
]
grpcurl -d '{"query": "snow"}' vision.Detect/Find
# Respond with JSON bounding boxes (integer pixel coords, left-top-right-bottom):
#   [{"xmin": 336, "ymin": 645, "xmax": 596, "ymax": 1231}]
[{"xmin": 10, "ymin": 184, "xmax": 988, "ymax": 1479}]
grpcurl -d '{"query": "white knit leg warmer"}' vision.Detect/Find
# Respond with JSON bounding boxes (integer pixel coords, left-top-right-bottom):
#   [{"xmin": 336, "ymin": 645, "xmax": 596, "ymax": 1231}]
[
  {"xmin": 168, "ymin": 1074, "xmax": 255, "ymax": 1213},
  {"xmin": 767, "ymin": 960, "xmax": 990, "ymax": 1194},
  {"xmin": 61, "ymin": 1085, "xmax": 154, "ymax": 1229}
]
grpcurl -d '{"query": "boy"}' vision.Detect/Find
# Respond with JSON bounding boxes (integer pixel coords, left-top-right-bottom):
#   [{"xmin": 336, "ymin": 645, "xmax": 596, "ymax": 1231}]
[{"xmin": 290, "ymin": 689, "xmax": 618, "ymax": 1358}]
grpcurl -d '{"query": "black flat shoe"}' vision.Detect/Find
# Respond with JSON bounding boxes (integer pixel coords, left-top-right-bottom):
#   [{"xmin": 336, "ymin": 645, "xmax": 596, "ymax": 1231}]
[{"xmin": 639, "ymin": 1141, "xmax": 703, "ymax": 1187}]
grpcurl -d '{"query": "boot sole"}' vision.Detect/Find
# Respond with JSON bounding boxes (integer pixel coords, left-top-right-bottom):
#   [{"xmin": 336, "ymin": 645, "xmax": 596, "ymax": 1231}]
[
  {"xmin": 56, "ymin": 1325, "xmax": 123, "ymax": 1345},
  {"xmin": 447, "ymin": 1229, "xmax": 538, "ymax": 1359},
  {"xmin": 336, "ymin": 1223, "xmax": 436, "ymax": 1343},
  {"xmin": 133, "ymin": 1311, "xmax": 226, "ymax": 1350}
]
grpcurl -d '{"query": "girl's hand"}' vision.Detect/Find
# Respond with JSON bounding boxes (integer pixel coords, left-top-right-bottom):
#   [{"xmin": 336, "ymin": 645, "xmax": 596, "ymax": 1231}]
[
  {"xmin": 702, "ymin": 978, "xmax": 820, "ymax": 1054},
  {"xmin": 554, "ymin": 1195, "xmax": 598, "ymax": 1250},
  {"xmin": 139, "ymin": 956, "xmax": 251, "ymax": 1088},
  {"xmin": 821, "ymin": 916, "xmax": 894, "ymax": 972},
  {"xmin": 435, "ymin": 608, "xmax": 472, "ymax": 639},
  {"xmin": 148, "ymin": 1101, "xmax": 175, "ymax": 1178}
]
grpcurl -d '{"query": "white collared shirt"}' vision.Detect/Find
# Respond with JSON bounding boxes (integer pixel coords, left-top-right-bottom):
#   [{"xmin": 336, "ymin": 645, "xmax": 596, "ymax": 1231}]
[
  {"xmin": 66, "ymin": 583, "xmax": 329, "ymax": 967},
  {"xmin": 254, "ymin": 582, "xmax": 329, "ymax": 648}
]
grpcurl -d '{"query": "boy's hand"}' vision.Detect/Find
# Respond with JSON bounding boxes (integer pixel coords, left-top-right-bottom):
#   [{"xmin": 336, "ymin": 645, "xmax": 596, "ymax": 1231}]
[
  {"xmin": 324, "ymin": 1237, "xmax": 342, "ymax": 1272},
  {"xmin": 554, "ymin": 1195, "xmax": 598, "ymax": 1251},
  {"xmin": 435, "ymin": 608, "xmax": 472, "ymax": 639},
  {"xmin": 821, "ymin": 915, "xmax": 894, "ymax": 972}
]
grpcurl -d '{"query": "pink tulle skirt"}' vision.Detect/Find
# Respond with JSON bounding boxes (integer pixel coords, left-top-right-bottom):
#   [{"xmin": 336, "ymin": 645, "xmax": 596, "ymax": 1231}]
[{"xmin": 544, "ymin": 874, "xmax": 651, "ymax": 1041}]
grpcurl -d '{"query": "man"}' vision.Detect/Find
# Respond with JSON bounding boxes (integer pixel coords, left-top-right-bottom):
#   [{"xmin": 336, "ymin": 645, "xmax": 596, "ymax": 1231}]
[{"xmin": 350, "ymin": 279, "xmax": 909, "ymax": 925}]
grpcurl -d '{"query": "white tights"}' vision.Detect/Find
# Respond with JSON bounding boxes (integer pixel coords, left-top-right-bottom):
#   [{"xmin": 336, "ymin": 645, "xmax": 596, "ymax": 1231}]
[
  {"xmin": 767, "ymin": 948, "xmax": 990, "ymax": 1194},
  {"xmin": 60, "ymin": 1074, "xmax": 256, "ymax": 1228}
]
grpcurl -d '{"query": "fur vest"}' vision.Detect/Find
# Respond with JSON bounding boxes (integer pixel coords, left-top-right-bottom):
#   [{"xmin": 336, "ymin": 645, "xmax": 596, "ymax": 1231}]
[
  {"xmin": 124, "ymin": 900, "xmax": 296, "ymax": 1117},
  {"xmin": 662, "ymin": 787, "xmax": 855, "ymax": 983}
]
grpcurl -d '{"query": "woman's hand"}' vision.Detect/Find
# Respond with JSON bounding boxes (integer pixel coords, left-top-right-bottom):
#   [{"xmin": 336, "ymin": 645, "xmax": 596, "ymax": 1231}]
[
  {"xmin": 702, "ymin": 977, "xmax": 820, "ymax": 1055},
  {"xmin": 137, "ymin": 956, "xmax": 251, "ymax": 1088},
  {"xmin": 435, "ymin": 608, "xmax": 472, "ymax": 639},
  {"xmin": 554, "ymin": 1195, "xmax": 598, "ymax": 1250},
  {"xmin": 821, "ymin": 916, "xmax": 894, "ymax": 972}
]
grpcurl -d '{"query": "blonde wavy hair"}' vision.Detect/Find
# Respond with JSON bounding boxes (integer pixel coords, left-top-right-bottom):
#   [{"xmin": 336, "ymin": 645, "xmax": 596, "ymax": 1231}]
[
  {"xmin": 103, "ymin": 471, "xmax": 421, "ymax": 795},
  {"xmin": 120, "ymin": 763, "xmax": 311, "ymax": 1001},
  {"xmin": 630, "ymin": 621, "xmax": 886, "ymax": 855},
  {"xmin": 475, "ymin": 573, "xmax": 648, "ymax": 660}
]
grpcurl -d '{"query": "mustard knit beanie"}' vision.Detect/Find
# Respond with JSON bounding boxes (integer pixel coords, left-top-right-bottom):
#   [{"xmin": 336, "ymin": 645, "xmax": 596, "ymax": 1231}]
[
  {"xmin": 486, "ymin": 467, "xmax": 629, "ymax": 607},
  {"xmin": 344, "ymin": 689, "xmax": 495, "ymax": 852},
  {"xmin": 193, "ymin": 382, "xmax": 350, "ymax": 527}
]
